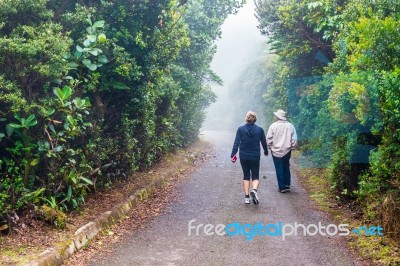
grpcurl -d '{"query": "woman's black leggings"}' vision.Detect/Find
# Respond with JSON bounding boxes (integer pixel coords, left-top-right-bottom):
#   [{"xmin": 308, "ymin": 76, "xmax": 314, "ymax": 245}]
[{"xmin": 240, "ymin": 159, "xmax": 260, "ymax": 181}]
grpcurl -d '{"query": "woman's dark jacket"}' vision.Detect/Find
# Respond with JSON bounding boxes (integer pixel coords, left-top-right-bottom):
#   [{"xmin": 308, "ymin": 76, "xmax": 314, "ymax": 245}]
[{"xmin": 231, "ymin": 123, "xmax": 268, "ymax": 160}]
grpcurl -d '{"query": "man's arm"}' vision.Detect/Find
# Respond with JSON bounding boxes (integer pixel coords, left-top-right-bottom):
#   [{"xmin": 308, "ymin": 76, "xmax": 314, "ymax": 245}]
[
  {"xmin": 266, "ymin": 124, "xmax": 274, "ymax": 147},
  {"xmin": 291, "ymin": 124, "xmax": 298, "ymax": 149}
]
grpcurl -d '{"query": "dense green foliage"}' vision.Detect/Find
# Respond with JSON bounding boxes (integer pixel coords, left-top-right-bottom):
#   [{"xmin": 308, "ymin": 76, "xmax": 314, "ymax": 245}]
[
  {"xmin": 0, "ymin": 0, "xmax": 243, "ymax": 227},
  {"xmin": 256, "ymin": 0, "xmax": 400, "ymax": 240}
]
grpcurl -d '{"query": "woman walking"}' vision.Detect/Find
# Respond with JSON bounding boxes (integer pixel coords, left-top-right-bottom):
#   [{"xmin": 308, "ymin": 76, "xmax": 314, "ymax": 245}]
[{"xmin": 231, "ymin": 111, "xmax": 268, "ymax": 205}]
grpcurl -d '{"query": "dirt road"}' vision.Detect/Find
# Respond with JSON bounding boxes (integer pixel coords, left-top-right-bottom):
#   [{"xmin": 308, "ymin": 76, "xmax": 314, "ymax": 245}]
[{"xmin": 88, "ymin": 131, "xmax": 363, "ymax": 266}]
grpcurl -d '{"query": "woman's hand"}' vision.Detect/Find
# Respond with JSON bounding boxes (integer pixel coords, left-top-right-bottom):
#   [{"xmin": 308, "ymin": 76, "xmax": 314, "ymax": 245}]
[{"xmin": 231, "ymin": 154, "xmax": 237, "ymax": 163}]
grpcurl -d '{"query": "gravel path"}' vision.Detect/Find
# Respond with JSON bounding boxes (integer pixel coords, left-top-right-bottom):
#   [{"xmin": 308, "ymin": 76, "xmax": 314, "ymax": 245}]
[{"xmin": 88, "ymin": 131, "xmax": 364, "ymax": 266}]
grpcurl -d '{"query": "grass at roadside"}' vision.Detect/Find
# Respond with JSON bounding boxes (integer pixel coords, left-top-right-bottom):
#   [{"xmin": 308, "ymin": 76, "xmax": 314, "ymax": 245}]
[{"xmin": 292, "ymin": 151, "xmax": 400, "ymax": 265}]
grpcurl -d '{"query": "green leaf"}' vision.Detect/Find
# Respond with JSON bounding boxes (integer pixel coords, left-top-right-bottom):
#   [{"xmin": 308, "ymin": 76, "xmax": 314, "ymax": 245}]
[
  {"xmin": 6, "ymin": 124, "xmax": 14, "ymax": 136},
  {"xmin": 62, "ymin": 86, "xmax": 72, "ymax": 99},
  {"xmin": 83, "ymin": 39, "xmax": 91, "ymax": 47},
  {"xmin": 68, "ymin": 62, "xmax": 79, "ymax": 68},
  {"xmin": 86, "ymin": 16, "xmax": 92, "ymax": 26},
  {"xmin": 86, "ymin": 26, "xmax": 93, "ymax": 34},
  {"xmin": 89, "ymin": 50, "xmax": 99, "ymax": 56},
  {"xmin": 98, "ymin": 55, "xmax": 108, "ymax": 64},
  {"xmin": 53, "ymin": 86, "xmax": 72, "ymax": 103},
  {"xmin": 67, "ymin": 186, "xmax": 72, "ymax": 201},
  {"xmin": 44, "ymin": 141, "xmax": 51, "ymax": 150},
  {"xmin": 76, "ymin": 45, "xmax": 83, "ymax": 52},
  {"xmin": 74, "ymin": 50, "xmax": 82, "ymax": 59},
  {"xmin": 87, "ymin": 35, "xmax": 96, "ymax": 42},
  {"xmin": 83, "ymin": 97, "xmax": 91, "ymax": 107},
  {"xmin": 0, "ymin": 132, "xmax": 4, "ymax": 141},
  {"xmin": 26, "ymin": 114, "xmax": 37, "ymax": 127},
  {"xmin": 67, "ymin": 149, "xmax": 76, "ymax": 156},
  {"xmin": 79, "ymin": 176, "xmax": 93, "ymax": 185},
  {"xmin": 93, "ymin": 20, "xmax": 105, "ymax": 28},
  {"xmin": 26, "ymin": 119, "xmax": 37, "ymax": 127},
  {"xmin": 46, "ymin": 108, "xmax": 55, "ymax": 116},
  {"xmin": 37, "ymin": 140, "xmax": 45, "ymax": 151},
  {"xmin": 82, "ymin": 59, "xmax": 91, "ymax": 66},
  {"xmin": 62, "ymin": 53, "xmax": 71, "ymax": 59},
  {"xmin": 30, "ymin": 158, "xmax": 40, "ymax": 166},
  {"xmin": 66, "ymin": 115, "xmax": 75, "ymax": 125},
  {"xmin": 55, "ymin": 145, "xmax": 63, "ymax": 152},
  {"xmin": 73, "ymin": 98, "xmax": 85, "ymax": 109},
  {"xmin": 9, "ymin": 123, "xmax": 22, "ymax": 129},
  {"xmin": 68, "ymin": 158, "xmax": 76, "ymax": 164},
  {"xmin": 14, "ymin": 114, "xmax": 22, "ymax": 122},
  {"xmin": 54, "ymin": 87, "xmax": 63, "ymax": 101},
  {"xmin": 49, "ymin": 124, "xmax": 56, "ymax": 134},
  {"xmin": 88, "ymin": 64, "xmax": 97, "ymax": 71}
]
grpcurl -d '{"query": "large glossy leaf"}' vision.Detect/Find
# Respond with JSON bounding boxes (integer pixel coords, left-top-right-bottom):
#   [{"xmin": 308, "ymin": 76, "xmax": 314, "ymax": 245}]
[
  {"xmin": 83, "ymin": 39, "xmax": 91, "ymax": 47},
  {"xmin": 67, "ymin": 186, "xmax": 72, "ymax": 202},
  {"xmin": 54, "ymin": 86, "xmax": 72, "ymax": 101},
  {"xmin": 73, "ymin": 98, "xmax": 85, "ymax": 109},
  {"xmin": 6, "ymin": 124, "xmax": 14, "ymax": 137},
  {"xmin": 87, "ymin": 35, "xmax": 96, "ymax": 42},
  {"xmin": 89, "ymin": 50, "xmax": 99, "ymax": 56},
  {"xmin": 86, "ymin": 26, "xmax": 93, "ymax": 34},
  {"xmin": 30, "ymin": 158, "xmax": 40, "ymax": 166},
  {"xmin": 98, "ymin": 55, "xmax": 108, "ymax": 64},
  {"xmin": 66, "ymin": 115, "xmax": 75, "ymax": 126},
  {"xmin": 46, "ymin": 108, "xmax": 55, "ymax": 116},
  {"xmin": 74, "ymin": 50, "xmax": 82, "ymax": 59},
  {"xmin": 25, "ymin": 114, "xmax": 37, "ymax": 127},
  {"xmin": 88, "ymin": 64, "xmax": 97, "ymax": 71},
  {"xmin": 82, "ymin": 59, "xmax": 91, "ymax": 66},
  {"xmin": 9, "ymin": 123, "xmax": 22, "ymax": 129},
  {"xmin": 93, "ymin": 20, "xmax": 105, "ymax": 28},
  {"xmin": 62, "ymin": 53, "xmax": 71, "ymax": 59},
  {"xmin": 79, "ymin": 176, "xmax": 93, "ymax": 185},
  {"xmin": 86, "ymin": 16, "xmax": 92, "ymax": 26},
  {"xmin": 68, "ymin": 62, "xmax": 79, "ymax": 68}
]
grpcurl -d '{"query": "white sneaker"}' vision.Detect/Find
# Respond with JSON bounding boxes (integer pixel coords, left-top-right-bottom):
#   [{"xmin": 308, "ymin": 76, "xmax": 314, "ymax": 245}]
[
  {"xmin": 244, "ymin": 197, "xmax": 251, "ymax": 204},
  {"xmin": 250, "ymin": 190, "xmax": 259, "ymax": 205}
]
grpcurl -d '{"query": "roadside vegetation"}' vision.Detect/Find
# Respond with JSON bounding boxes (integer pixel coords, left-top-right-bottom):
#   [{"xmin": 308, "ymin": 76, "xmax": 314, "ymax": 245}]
[
  {"xmin": 252, "ymin": 0, "xmax": 400, "ymax": 263},
  {"xmin": 0, "ymin": 0, "xmax": 244, "ymax": 231}
]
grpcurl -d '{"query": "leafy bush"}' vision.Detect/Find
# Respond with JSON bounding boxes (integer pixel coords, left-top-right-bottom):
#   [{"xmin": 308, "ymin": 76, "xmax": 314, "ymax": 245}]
[
  {"xmin": 256, "ymin": 0, "xmax": 400, "ymax": 240},
  {"xmin": 0, "ymin": 0, "xmax": 243, "ymax": 228}
]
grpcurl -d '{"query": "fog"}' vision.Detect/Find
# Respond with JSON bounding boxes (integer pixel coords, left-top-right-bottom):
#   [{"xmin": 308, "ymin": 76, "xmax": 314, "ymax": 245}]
[{"xmin": 202, "ymin": 0, "xmax": 267, "ymax": 131}]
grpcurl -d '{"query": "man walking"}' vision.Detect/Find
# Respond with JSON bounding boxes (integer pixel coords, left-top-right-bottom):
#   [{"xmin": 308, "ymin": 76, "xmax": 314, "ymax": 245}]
[{"xmin": 266, "ymin": 110, "xmax": 297, "ymax": 193}]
